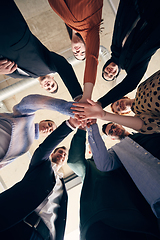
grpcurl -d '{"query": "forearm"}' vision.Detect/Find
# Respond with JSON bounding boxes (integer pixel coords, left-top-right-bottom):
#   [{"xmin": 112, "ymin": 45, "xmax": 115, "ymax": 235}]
[
  {"xmin": 13, "ymin": 94, "xmax": 74, "ymax": 117},
  {"xmin": 102, "ymin": 111, "xmax": 143, "ymax": 131},
  {"xmin": 87, "ymin": 123, "xmax": 121, "ymax": 171},
  {"xmin": 30, "ymin": 121, "xmax": 73, "ymax": 167},
  {"xmin": 51, "ymin": 52, "xmax": 83, "ymax": 100},
  {"xmin": 81, "ymin": 82, "xmax": 94, "ymax": 101},
  {"xmin": 98, "ymin": 64, "xmax": 147, "ymax": 108},
  {"xmin": 82, "ymin": 28, "xmax": 99, "ymax": 100},
  {"xmin": 68, "ymin": 129, "xmax": 86, "ymax": 178}
]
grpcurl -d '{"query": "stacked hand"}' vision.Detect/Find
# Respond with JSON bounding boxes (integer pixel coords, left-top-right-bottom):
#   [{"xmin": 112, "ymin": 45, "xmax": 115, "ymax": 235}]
[{"xmin": 71, "ymin": 99, "xmax": 105, "ymax": 120}]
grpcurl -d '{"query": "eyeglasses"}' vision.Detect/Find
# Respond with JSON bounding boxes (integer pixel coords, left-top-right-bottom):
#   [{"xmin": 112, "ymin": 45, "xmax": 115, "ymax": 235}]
[{"xmin": 108, "ymin": 124, "xmax": 117, "ymax": 135}]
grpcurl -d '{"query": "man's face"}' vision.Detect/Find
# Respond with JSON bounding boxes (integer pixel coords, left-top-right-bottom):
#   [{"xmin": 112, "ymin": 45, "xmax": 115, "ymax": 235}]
[
  {"xmin": 39, "ymin": 120, "xmax": 56, "ymax": 137},
  {"xmin": 103, "ymin": 62, "xmax": 119, "ymax": 81},
  {"xmin": 105, "ymin": 123, "xmax": 126, "ymax": 140},
  {"xmin": 39, "ymin": 75, "xmax": 58, "ymax": 93},
  {"xmin": 50, "ymin": 148, "xmax": 68, "ymax": 166}
]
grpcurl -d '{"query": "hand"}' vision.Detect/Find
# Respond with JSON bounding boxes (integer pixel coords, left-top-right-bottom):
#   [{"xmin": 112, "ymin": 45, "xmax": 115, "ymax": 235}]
[
  {"xmin": 75, "ymin": 97, "xmax": 90, "ymax": 126},
  {"xmin": 86, "ymin": 119, "xmax": 97, "ymax": 127},
  {"xmin": 71, "ymin": 99, "xmax": 105, "ymax": 120},
  {"xmin": 0, "ymin": 59, "xmax": 17, "ymax": 74},
  {"xmin": 68, "ymin": 117, "xmax": 82, "ymax": 128}
]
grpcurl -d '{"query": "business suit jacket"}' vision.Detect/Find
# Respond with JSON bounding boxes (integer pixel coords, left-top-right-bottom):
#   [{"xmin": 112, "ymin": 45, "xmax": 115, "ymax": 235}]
[
  {"xmin": 98, "ymin": 0, "xmax": 160, "ymax": 108},
  {"xmin": 0, "ymin": 121, "xmax": 73, "ymax": 240},
  {"xmin": 68, "ymin": 129, "xmax": 160, "ymax": 240},
  {"xmin": 0, "ymin": 0, "xmax": 82, "ymax": 100}
]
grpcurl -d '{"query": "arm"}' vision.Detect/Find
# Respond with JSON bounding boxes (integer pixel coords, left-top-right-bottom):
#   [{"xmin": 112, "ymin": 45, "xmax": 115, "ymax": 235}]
[
  {"xmin": 0, "ymin": 121, "xmax": 73, "ymax": 231},
  {"xmin": 30, "ymin": 120, "xmax": 73, "ymax": 168},
  {"xmin": 98, "ymin": 61, "xmax": 148, "ymax": 108},
  {"xmin": 49, "ymin": 52, "xmax": 83, "ymax": 100},
  {"xmin": 110, "ymin": 0, "xmax": 139, "ymax": 62},
  {"xmin": 80, "ymin": 25, "xmax": 100, "ymax": 101},
  {"xmin": 67, "ymin": 129, "xmax": 87, "ymax": 180},
  {"xmin": 72, "ymin": 99, "xmax": 143, "ymax": 131},
  {"xmin": 87, "ymin": 123, "xmax": 122, "ymax": 171},
  {"xmin": 13, "ymin": 94, "xmax": 74, "ymax": 117}
]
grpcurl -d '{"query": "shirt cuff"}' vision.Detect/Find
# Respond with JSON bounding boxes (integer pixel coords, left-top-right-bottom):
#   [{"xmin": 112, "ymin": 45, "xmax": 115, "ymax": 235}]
[{"xmin": 65, "ymin": 120, "xmax": 77, "ymax": 131}]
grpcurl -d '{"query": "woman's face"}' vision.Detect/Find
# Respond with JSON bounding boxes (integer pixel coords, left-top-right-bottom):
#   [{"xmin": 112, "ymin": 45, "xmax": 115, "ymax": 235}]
[
  {"xmin": 112, "ymin": 98, "xmax": 131, "ymax": 114},
  {"xmin": 103, "ymin": 62, "xmax": 119, "ymax": 81},
  {"xmin": 71, "ymin": 34, "xmax": 86, "ymax": 60}
]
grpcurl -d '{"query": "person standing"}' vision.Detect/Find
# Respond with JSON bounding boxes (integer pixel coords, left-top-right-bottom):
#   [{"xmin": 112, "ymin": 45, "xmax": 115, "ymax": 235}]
[
  {"xmin": 48, "ymin": 0, "xmax": 103, "ymax": 102},
  {"xmin": 0, "ymin": 0, "xmax": 82, "ymax": 98},
  {"xmin": 0, "ymin": 118, "xmax": 79, "ymax": 240},
  {"xmin": 99, "ymin": 0, "xmax": 160, "ymax": 108},
  {"xmin": 67, "ymin": 123, "xmax": 160, "ymax": 240}
]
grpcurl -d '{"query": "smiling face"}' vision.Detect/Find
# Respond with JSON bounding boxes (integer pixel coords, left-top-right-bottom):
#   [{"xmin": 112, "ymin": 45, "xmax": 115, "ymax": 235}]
[
  {"xmin": 39, "ymin": 75, "xmax": 58, "ymax": 93},
  {"xmin": 50, "ymin": 147, "xmax": 68, "ymax": 166},
  {"xmin": 102, "ymin": 62, "xmax": 119, "ymax": 81},
  {"xmin": 111, "ymin": 97, "xmax": 132, "ymax": 115},
  {"xmin": 71, "ymin": 34, "xmax": 86, "ymax": 60},
  {"xmin": 105, "ymin": 123, "xmax": 127, "ymax": 140},
  {"xmin": 39, "ymin": 120, "xmax": 57, "ymax": 137}
]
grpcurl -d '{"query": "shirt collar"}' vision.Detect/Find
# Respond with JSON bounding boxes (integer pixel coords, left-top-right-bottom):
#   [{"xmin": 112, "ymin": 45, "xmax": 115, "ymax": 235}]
[{"xmin": 52, "ymin": 163, "xmax": 63, "ymax": 179}]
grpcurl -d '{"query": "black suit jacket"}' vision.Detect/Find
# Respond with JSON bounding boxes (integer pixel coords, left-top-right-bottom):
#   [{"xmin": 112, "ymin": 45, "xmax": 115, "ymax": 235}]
[
  {"xmin": 0, "ymin": 0, "xmax": 82, "ymax": 100},
  {"xmin": 0, "ymin": 121, "xmax": 73, "ymax": 240},
  {"xmin": 68, "ymin": 129, "xmax": 160, "ymax": 240},
  {"xmin": 98, "ymin": 0, "xmax": 160, "ymax": 107}
]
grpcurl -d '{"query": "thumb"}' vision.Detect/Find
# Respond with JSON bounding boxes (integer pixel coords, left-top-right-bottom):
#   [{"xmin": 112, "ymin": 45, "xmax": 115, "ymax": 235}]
[{"xmin": 87, "ymin": 99, "xmax": 96, "ymax": 106}]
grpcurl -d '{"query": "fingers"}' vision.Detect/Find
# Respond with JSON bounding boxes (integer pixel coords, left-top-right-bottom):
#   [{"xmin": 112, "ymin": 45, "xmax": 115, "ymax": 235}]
[
  {"xmin": 74, "ymin": 113, "xmax": 87, "ymax": 119},
  {"xmin": 10, "ymin": 63, "xmax": 17, "ymax": 73},
  {"xmin": 72, "ymin": 102, "xmax": 86, "ymax": 107},
  {"xmin": 71, "ymin": 106, "xmax": 85, "ymax": 112},
  {"xmin": 0, "ymin": 59, "xmax": 8, "ymax": 64},
  {"xmin": 87, "ymin": 119, "xmax": 97, "ymax": 127},
  {"xmin": 0, "ymin": 59, "xmax": 17, "ymax": 74},
  {"xmin": 86, "ymin": 99, "xmax": 96, "ymax": 105},
  {"xmin": 80, "ymin": 119, "xmax": 87, "ymax": 128}
]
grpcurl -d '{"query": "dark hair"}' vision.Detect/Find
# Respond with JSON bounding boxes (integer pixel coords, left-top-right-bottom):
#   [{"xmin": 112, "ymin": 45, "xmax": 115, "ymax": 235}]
[
  {"xmin": 44, "ymin": 120, "xmax": 55, "ymax": 123},
  {"xmin": 53, "ymin": 146, "xmax": 67, "ymax": 154},
  {"xmin": 102, "ymin": 59, "xmax": 120, "ymax": 81},
  {"xmin": 65, "ymin": 24, "xmax": 72, "ymax": 40},
  {"xmin": 102, "ymin": 122, "xmax": 113, "ymax": 135}
]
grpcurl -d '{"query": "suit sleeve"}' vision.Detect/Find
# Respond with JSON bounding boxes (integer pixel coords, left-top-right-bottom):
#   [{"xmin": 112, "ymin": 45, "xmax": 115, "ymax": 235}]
[
  {"xmin": 0, "ymin": 121, "xmax": 73, "ymax": 231},
  {"xmin": 111, "ymin": 0, "xmax": 139, "ymax": 63},
  {"xmin": 29, "ymin": 121, "xmax": 73, "ymax": 168},
  {"xmin": 49, "ymin": 52, "xmax": 83, "ymax": 100},
  {"xmin": 98, "ymin": 60, "xmax": 148, "ymax": 108},
  {"xmin": 13, "ymin": 94, "xmax": 74, "ymax": 117},
  {"xmin": 67, "ymin": 129, "xmax": 87, "ymax": 180},
  {"xmin": 87, "ymin": 123, "xmax": 122, "ymax": 171}
]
